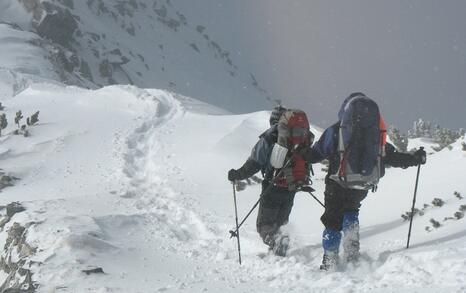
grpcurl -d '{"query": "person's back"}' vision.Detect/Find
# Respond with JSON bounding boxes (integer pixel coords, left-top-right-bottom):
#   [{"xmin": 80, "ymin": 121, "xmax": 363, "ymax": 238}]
[
  {"xmin": 228, "ymin": 106, "xmax": 314, "ymax": 256},
  {"xmin": 301, "ymin": 92, "xmax": 427, "ymax": 270}
]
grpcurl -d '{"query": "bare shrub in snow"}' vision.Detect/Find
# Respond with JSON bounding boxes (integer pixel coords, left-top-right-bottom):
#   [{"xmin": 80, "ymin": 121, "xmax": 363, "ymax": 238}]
[
  {"xmin": 432, "ymin": 198, "xmax": 445, "ymax": 207},
  {"xmin": 0, "ymin": 114, "xmax": 7, "ymax": 137},
  {"xmin": 430, "ymin": 218, "xmax": 441, "ymax": 228},
  {"xmin": 14, "ymin": 111, "xmax": 23, "ymax": 129},
  {"xmin": 26, "ymin": 111, "xmax": 40, "ymax": 126},
  {"xmin": 454, "ymin": 211, "xmax": 464, "ymax": 220},
  {"xmin": 401, "ymin": 208, "xmax": 421, "ymax": 221},
  {"xmin": 388, "ymin": 126, "xmax": 408, "ymax": 152},
  {"xmin": 13, "ymin": 125, "xmax": 29, "ymax": 137},
  {"xmin": 409, "ymin": 119, "xmax": 433, "ymax": 138},
  {"xmin": 409, "ymin": 119, "xmax": 463, "ymax": 151},
  {"xmin": 454, "ymin": 191, "xmax": 463, "ymax": 199}
]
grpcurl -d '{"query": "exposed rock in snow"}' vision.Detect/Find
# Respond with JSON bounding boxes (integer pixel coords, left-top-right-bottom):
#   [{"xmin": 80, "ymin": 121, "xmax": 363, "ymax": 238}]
[
  {"xmin": 0, "ymin": 203, "xmax": 37, "ymax": 292},
  {"xmin": 1, "ymin": 0, "xmax": 270, "ymax": 112}
]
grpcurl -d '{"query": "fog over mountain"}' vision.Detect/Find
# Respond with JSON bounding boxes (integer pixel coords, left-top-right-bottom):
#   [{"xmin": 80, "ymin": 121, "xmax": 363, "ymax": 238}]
[
  {"xmin": 182, "ymin": 0, "xmax": 466, "ymax": 130},
  {"xmin": 2, "ymin": 0, "xmax": 465, "ymax": 130}
]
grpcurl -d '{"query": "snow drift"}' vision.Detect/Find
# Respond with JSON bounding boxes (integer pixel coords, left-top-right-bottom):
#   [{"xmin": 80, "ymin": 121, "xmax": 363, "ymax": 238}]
[{"xmin": 0, "ymin": 80, "xmax": 464, "ymax": 292}]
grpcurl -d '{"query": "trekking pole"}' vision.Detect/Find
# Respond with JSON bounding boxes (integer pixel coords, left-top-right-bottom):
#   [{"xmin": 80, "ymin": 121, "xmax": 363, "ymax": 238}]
[
  {"xmin": 231, "ymin": 182, "xmax": 242, "ymax": 265},
  {"xmin": 300, "ymin": 186, "xmax": 325, "ymax": 208},
  {"xmin": 229, "ymin": 156, "xmax": 294, "ymax": 239},
  {"xmin": 406, "ymin": 147, "xmax": 423, "ymax": 249}
]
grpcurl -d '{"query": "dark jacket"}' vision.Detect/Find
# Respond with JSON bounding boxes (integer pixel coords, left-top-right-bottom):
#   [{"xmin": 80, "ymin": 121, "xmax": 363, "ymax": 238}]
[{"xmin": 234, "ymin": 125, "xmax": 278, "ymax": 181}]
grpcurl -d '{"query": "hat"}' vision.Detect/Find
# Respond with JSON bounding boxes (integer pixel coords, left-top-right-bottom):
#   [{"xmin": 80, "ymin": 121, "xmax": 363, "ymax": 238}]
[{"xmin": 269, "ymin": 106, "xmax": 287, "ymax": 126}]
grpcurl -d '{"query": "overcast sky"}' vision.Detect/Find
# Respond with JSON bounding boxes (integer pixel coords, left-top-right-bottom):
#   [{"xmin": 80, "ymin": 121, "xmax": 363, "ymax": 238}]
[{"xmin": 184, "ymin": 1, "xmax": 466, "ymax": 130}]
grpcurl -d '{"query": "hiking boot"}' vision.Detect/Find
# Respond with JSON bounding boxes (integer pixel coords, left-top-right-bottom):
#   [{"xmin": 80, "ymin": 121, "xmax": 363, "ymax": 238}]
[
  {"xmin": 320, "ymin": 251, "xmax": 339, "ymax": 271},
  {"xmin": 343, "ymin": 239, "xmax": 360, "ymax": 264},
  {"xmin": 272, "ymin": 235, "xmax": 290, "ymax": 257}
]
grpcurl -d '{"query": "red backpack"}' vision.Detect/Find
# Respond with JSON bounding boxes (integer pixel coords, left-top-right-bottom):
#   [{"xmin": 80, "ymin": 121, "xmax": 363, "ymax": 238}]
[{"xmin": 270, "ymin": 109, "xmax": 314, "ymax": 190}]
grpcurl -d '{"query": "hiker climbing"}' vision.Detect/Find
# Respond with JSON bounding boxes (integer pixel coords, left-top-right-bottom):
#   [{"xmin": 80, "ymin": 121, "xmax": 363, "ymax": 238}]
[
  {"xmin": 228, "ymin": 106, "xmax": 315, "ymax": 256},
  {"xmin": 300, "ymin": 92, "xmax": 427, "ymax": 270}
]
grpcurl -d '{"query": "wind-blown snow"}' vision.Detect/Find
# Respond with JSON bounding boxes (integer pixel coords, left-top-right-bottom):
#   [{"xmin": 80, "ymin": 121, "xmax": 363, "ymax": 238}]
[
  {"xmin": 0, "ymin": 23, "xmax": 58, "ymax": 100},
  {"xmin": 1, "ymin": 1, "xmax": 464, "ymax": 290},
  {"xmin": 0, "ymin": 78, "xmax": 464, "ymax": 292}
]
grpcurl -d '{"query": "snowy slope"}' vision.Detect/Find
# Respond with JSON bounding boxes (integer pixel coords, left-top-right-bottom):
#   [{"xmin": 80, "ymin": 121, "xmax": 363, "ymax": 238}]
[
  {"xmin": 0, "ymin": 23, "xmax": 59, "ymax": 100},
  {"xmin": 1, "ymin": 2, "xmax": 464, "ymax": 291},
  {"xmin": 0, "ymin": 80, "xmax": 465, "ymax": 292}
]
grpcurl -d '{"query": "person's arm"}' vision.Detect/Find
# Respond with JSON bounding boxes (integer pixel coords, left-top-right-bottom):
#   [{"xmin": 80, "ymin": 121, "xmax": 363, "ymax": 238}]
[
  {"xmin": 301, "ymin": 124, "xmax": 338, "ymax": 163},
  {"xmin": 228, "ymin": 138, "xmax": 270, "ymax": 181},
  {"xmin": 384, "ymin": 143, "xmax": 426, "ymax": 168}
]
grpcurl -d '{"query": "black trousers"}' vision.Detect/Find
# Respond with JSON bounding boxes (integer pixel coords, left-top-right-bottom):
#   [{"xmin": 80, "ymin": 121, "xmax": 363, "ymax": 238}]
[
  {"xmin": 256, "ymin": 181, "xmax": 296, "ymax": 246},
  {"xmin": 320, "ymin": 178, "xmax": 368, "ymax": 231}
]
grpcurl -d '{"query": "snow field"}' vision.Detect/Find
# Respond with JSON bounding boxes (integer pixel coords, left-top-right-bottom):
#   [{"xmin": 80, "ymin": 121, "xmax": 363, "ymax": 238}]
[{"xmin": 0, "ymin": 82, "xmax": 464, "ymax": 292}]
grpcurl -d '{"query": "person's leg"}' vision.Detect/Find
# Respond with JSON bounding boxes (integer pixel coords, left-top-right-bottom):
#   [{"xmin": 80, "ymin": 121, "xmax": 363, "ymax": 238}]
[
  {"xmin": 256, "ymin": 183, "xmax": 283, "ymax": 249},
  {"xmin": 341, "ymin": 190, "xmax": 367, "ymax": 263},
  {"xmin": 342, "ymin": 211, "xmax": 360, "ymax": 262},
  {"xmin": 319, "ymin": 181, "xmax": 345, "ymax": 270},
  {"xmin": 276, "ymin": 190, "xmax": 295, "ymax": 228},
  {"xmin": 270, "ymin": 190, "xmax": 295, "ymax": 256}
]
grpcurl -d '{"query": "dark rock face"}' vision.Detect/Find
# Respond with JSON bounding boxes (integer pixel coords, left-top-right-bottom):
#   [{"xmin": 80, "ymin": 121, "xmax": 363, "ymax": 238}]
[
  {"xmin": 36, "ymin": 3, "xmax": 78, "ymax": 47},
  {"xmin": 0, "ymin": 169, "xmax": 19, "ymax": 192},
  {"xmin": 82, "ymin": 267, "xmax": 105, "ymax": 275},
  {"xmin": 6, "ymin": 203, "xmax": 26, "ymax": 218},
  {"xmin": 0, "ymin": 223, "xmax": 37, "ymax": 292},
  {"xmin": 0, "ymin": 204, "xmax": 37, "ymax": 292}
]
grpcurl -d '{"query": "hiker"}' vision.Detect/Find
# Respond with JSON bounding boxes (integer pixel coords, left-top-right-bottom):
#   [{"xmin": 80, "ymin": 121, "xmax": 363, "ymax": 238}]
[
  {"xmin": 300, "ymin": 92, "xmax": 427, "ymax": 270},
  {"xmin": 228, "ymin": 106, "xmax": 315, "ymax": 256}
]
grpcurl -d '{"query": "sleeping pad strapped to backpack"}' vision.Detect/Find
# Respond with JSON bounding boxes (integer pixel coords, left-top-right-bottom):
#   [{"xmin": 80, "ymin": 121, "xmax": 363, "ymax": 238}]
[
  {"xmin": 269, "ymin": 109, "xmax": 315, "ymax": 191},
  {"xmin": 329, "ymin": 94, "xmax": 387, "ymax": 190}
]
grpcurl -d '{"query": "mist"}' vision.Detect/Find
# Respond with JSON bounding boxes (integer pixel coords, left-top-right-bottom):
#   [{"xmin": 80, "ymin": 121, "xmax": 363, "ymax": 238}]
[{"xmin": 182, "ymin": 0, "xmax": 466, "ymax": 130}]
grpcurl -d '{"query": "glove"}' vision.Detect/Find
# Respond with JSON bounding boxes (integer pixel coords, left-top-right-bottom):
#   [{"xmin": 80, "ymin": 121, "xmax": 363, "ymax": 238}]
[
  {"xmin": 297, "ymin": 146, "xmax": 312, "ymax": 161},
  {"xmin": 228, "ymin": 169, "xmax": 240, "ymax": 181},
  {"xmin": 413, "ymin": 148, "xmax": 427, "ymax": 165}
]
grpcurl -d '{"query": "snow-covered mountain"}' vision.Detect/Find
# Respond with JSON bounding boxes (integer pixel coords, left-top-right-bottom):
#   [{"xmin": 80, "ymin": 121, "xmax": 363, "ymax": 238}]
[
  {"xmin": 0, "ymin": 0, "xmax": 270, "ymax": 112},
  {"xmin": 0, "ymin": 1, "xmax": 465, "ymax": 292}
]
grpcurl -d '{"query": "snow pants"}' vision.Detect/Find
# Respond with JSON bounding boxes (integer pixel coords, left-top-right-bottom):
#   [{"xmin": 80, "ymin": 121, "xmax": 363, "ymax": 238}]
[
  {"xmin": 320, "ymin": 178, "xmax": 368, "ymax": 231},
  {"xmin": 321, "ymin": 178, "xmax": 368, "ymax": 256},
  {"xmin": 256, "ymin": 181, "xmax": 295, "ymax": 247}
]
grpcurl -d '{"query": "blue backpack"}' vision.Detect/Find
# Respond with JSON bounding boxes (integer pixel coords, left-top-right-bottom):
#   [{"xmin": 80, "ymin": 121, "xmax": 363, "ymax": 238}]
[{"xmin": 329, "ymin": 94, "xmax": 387, "ymax": 190}]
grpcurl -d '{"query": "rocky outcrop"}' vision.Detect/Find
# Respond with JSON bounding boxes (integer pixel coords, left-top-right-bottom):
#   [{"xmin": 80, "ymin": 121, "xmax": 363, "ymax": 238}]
[
  {"xmin": 36, "ymin": 2, "xmax": 78, "ymax": 47},
  {"xmin": 10, "ymin": 0, "xmax": 270, "ymax": 112},
  {"xmin": 0, "ymin": 203, "xmax": 38, "ymax": 292},
  {"xmin": 0, "ymin": 170, "xmax": 19, "ymax": 192}
]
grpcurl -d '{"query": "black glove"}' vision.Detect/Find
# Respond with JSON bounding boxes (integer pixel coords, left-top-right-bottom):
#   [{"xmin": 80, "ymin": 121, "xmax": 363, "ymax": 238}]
[
  {"xmin": 228, "ymin": 169, "xmax": 240, "ymax": 181},
  {"xmin": 297, "ymin": 146, "xmax": 313, "ymax": 161},
  {"xmin": 413, "ymin": 148, "xmax": 427, "ymax": 165}
]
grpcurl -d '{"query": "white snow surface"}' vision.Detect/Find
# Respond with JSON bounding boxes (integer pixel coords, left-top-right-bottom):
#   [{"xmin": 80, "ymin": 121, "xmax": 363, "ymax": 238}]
[
  {"xmin": 0, "ymin": 80, "xmax": 464, "ymax": 292},
  {"xmin": 0, "ymin": 23, "xmax": 59, "ymax": 100}
]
